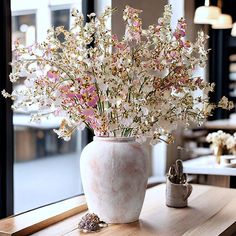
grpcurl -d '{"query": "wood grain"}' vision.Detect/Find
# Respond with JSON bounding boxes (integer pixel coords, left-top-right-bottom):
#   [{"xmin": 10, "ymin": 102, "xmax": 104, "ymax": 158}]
[
  {"xmin": 205, "ymin": 175, "xmax": 230, "ymax": 187},
  {"xmin": 1, "ymin": 184, "xmax": 236, "ymax": 236},
  {"xmin": 0, "ymin": 195, "xmax": 87, "ymax": 236},
  {"xmin": 34, "ymin": 184, "xmax": 236, "ymax": 236}
]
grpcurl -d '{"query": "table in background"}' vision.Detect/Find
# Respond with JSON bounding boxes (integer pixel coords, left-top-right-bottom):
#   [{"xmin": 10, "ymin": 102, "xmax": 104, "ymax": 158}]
[
  {"xmin": 204, "ymin": 119, "xmax": 236, "ymax": 130},
  {"xmin": 0, "ymin": 184, "xmax": 236, "ymax": 236},
  {"xmin": 183, "ymin": 155, "xmax": 236, "ymax": 188}
]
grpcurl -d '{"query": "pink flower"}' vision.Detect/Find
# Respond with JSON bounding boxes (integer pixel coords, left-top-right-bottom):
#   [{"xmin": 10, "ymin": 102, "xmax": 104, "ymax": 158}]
[
  {"xmin": 183, "ymin": 40, "xmax": 191, "ymax": 49},
  {"xmin": 173, "ymin": 31, "xmax": 180, "ymax": 40},
  {"xmin": 112, "ymin": 34, "xmax": 118, "ymax": 41},
  {"xmin": 133, "ymin": 21, "xmax": 141, "ymax": 27},
  {"xmin": 87, "ymin": 85, "xmax": 96, "ymax": 93},
  {"xmin": 174, "ymin": 18, "xmax": 187, "ymax": 40},
  {"xmin": 116, "ymin": 42, "xmax": 125, "ymax": 50},
  {"xmin": 87, "ymin": 95, "xmax": 99, "ymax": 107},
  {"xmin": 47, "ymin": 71, "xmax": 59, "ymax": 81},
  {"xmin": 81, "ymin": 108, "xmax": 94, "ymax": 116},
  {"xmin": 67, "ymin": 93, "xmax": 82, "ymax": 99},
  {"xmin": 67, "ymin": 93, "xmax": 76, "ymax": 99},
  {"xmin": 76, "ymin": 77, "xmax": 82, "ymax": 83},
  {"xmin": 170, "ymin": 50, "xmax": 179, "ymax": 58}
]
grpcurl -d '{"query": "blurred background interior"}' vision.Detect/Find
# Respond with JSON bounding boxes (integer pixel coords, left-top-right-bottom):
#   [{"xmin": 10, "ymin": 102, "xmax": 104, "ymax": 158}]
[{"xmin": 6, "ymin": 0, "xmax": 236, "ymax": 215}]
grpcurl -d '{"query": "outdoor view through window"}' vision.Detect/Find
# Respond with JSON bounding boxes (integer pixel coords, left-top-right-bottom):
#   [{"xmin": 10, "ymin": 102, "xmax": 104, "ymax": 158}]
[{"xmin": 11, "ymin": 0, "xmax": 83, "ymax": 214}]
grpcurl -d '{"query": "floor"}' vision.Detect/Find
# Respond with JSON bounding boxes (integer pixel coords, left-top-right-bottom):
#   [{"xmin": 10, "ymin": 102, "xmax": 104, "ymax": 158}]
[{"xmin": 14, "ymin": 153, "xmax": 83, "ymax": 214}]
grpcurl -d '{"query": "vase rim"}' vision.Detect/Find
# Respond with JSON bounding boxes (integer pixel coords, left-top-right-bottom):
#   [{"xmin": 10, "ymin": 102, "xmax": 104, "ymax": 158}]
[{"xmin": 94, "ymin": 136, "xmax": 135, "ymax": 142}]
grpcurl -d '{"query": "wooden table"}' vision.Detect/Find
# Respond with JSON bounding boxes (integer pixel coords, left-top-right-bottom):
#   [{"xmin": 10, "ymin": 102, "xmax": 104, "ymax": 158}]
[
  {"xmin": 183, "ymin": 156, "xmax": 236, "ymax": 188},
  {"xmin": 183, "ymin": 156, "xmax": 236, "ymax": 176},
  {"xmin": 0, "ymin": 184, "xmax": 236, "ymax": 236}
]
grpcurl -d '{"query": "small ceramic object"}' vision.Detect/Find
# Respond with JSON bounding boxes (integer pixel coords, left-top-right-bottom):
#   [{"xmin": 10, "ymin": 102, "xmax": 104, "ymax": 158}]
[
  {"xmin": 166, "ymin": 159, "xmax": 192, "ymax": 208},
  {"xmin": 166, "ymin": 178, "xmax": 192, "ymax": 208}
]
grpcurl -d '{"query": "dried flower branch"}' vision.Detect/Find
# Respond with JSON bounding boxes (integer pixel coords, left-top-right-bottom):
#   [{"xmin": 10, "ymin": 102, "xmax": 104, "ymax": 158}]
[{"xmin": 78, "ymin": 213, "xmax": 107, "ymax": 233}]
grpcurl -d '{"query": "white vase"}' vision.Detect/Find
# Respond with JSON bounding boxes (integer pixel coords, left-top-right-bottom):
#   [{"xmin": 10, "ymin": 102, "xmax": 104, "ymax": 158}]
[{"xmin": 80, "ymin": 136, "xmax": 149, "ymax": 223}]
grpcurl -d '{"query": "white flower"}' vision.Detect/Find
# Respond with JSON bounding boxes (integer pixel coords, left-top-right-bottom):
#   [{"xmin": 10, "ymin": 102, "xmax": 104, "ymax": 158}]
[
  {"xmin": 120, "ymin": 117, "xmax": 133, "ymax": 126},
  {"xmin": 2, "ymin": 4, "xmax": 231, "ymax": 143},
  {"xmin": 141, "ymin": 106, "xmax": 149, "ymax": 116},
  {"xmin": 1, "ymin": 89, "xmax": 12, "ymax": 98}
]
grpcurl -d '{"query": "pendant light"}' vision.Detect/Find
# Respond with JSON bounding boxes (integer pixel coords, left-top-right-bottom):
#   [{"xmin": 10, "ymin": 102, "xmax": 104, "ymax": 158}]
[
  {"xmin": 194, "ymin": 0, "xmax": 221, "ymax": 24},
  {"xmin": 212, "ymin": 0, "xmax": 232, "ymax": 29},
  {"xmin": 231, "ymin": 23, "xmax": 236, "ymax": 36},
  {"xmin": 212, "ymin": 14, "xmax": 232, "ymax": 29}
]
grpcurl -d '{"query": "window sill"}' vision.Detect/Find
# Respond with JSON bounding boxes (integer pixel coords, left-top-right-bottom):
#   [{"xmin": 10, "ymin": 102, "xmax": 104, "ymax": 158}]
[
  {"xmin": 0, "ymin": 195, "xmax": 87, "ymax": 235},
  {"xmin": 0, "ymin": 176, "xmax": 166, "ymax": 235}
]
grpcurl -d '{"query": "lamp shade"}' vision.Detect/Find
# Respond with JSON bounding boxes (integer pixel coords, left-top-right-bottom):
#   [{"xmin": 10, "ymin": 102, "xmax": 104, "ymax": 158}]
[
  {"xmin": 212, "ymin": 14, "xmax": 233, "ymax": 29},
  {"xmin": 194, "ymin": 5, "xmax": 221, "ymax": 24},
  {"xmin": 231, "ymin": 23, "xmax": 236, "ymax": 36}
]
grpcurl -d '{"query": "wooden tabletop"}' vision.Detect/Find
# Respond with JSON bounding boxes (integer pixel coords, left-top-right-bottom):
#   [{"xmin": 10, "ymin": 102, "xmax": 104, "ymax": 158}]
[
  {"xmin": 0, "ymin": 184, "xmax": 236, "ymax": 236},
  {"xmin": 183, "ymin": 156, "xmax": 236, "ymax": 176}
]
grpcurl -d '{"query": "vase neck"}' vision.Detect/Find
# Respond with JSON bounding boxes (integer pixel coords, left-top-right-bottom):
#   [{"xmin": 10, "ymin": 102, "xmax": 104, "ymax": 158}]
[{"xmin": 93, "ymin": 136, "xmax": 135, "ymax": 142}]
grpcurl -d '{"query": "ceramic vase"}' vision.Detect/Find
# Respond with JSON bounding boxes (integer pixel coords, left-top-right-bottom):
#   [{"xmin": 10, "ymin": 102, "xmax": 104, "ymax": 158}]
[
  {"xmin": 166, "ymin": 178, "xmax": 192, "ymax": 208},
  {"xmin": 80, "ymin": 136, "xmax": 149, "ymax": 223},
  {"xmin": 214, "ymin": 146, "xmax": 222, "ymax": 164}
]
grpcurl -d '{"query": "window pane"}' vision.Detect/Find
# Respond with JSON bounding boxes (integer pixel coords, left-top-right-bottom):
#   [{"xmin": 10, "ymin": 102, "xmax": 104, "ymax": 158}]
[
  {"xmin": 11, "ymin": 0, "xmax": 83, "ymax": 214},
  {"xmin": 12, "ymin": 14, "xmax": 36, "ymax": 46},
  {"xmin": 52, "ymin": 9, "xmax": 70, "ymax": 30},
  {"xmin": 51, "ymin": 9, "xmax": 70, "ymax": 42}
]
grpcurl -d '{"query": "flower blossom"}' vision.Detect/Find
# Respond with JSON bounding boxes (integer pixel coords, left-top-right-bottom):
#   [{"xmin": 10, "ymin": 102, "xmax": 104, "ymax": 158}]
[{"xmin": 3, "ymin": 5, "xmax": 233, "ymax": 143}]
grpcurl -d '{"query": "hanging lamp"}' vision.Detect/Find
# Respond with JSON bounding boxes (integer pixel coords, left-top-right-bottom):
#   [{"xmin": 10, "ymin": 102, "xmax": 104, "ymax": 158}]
[
  {"xmin": 212, "ymin": 0, "xmax": 232, "ymax": 29},
  {"xmin": 194, "ymin": 0, "xmax": 221, "ymax": 24},
  {"xmin": 212, "ymin": 14, "xmax": 232, "ymax": 29},
  {"xmin": 231, "ymin": 23, "xmax": 236, "ymax": 36}
]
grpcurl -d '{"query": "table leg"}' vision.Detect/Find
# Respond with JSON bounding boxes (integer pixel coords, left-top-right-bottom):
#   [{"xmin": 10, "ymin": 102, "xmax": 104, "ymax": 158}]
[{"xmin": 230, "ymin": 176, "xmax": 236, "ymax": 189}]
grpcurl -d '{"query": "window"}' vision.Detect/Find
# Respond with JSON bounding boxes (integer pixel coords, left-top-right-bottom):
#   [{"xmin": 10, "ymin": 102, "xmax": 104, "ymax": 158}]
[
  {"xmin": 9, "ymin": 0, "xmax": 88, "ymax": 215},
  {"xmin": 12, "ymin": 13, "xmax": 36, "ymax": 46},
  {"xmin": 51, "ymin": 7, "xmax": 70, "ymax": 42},
  {"xmin": 52, "ymin": 9, "xmax": 70, "ymax": 29}
]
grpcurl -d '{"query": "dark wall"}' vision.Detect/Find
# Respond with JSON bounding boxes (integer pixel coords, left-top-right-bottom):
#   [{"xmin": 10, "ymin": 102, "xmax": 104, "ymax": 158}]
[{"xmin": 198, "ymin": 0, "xmax": 236, "ymax": 119}]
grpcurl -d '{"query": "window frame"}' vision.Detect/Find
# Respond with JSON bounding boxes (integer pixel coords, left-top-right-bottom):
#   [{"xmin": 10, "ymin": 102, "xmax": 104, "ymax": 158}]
[{"xmin": 0, "ymin": 0, "xmax": 14, "ymax": 219}]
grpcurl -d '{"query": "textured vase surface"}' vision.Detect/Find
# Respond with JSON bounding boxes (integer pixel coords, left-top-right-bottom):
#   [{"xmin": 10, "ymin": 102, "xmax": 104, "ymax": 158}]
[
  {"xmin": 166, "ymin": 178, "xmax": 192, "ymax": 208},
  {"xmin": 80, "ymin": 136, "xmax": 149, "ymax": 223}
]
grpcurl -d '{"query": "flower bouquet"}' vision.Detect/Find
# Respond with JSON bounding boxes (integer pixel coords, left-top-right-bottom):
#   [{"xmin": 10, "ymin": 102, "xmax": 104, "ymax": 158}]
[
  {"xmin": 2, "ymin": 5, "xmax": 233, "ymax": 144},
  {"xmin": 206, "ymin": 130, "xmax": 231, "ymax": 164},
  {"xmin": 226, "ymin": 132, "xmax": 236, "ymax": 155},
  {"xmin": 207, "ymin": 130, "xmax": 236, "ymax": 164},
  {"xmin": 3, "ymin": 5, "xmax": 233, "ymax": 223}
]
